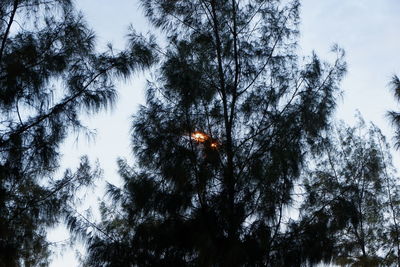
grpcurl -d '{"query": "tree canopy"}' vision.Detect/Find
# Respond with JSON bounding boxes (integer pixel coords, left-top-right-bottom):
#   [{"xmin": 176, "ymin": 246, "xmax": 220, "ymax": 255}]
[
  {"xmin": 0, "ymin": 0, "xmax": 156, "ymax": 265},
  {"xmin": 82, "ymin": 0, "xmax": 348, "ymax": 266},
  {"xmin": 2, "ymin": 1, "xmax": 400, "ymax": 266},
  {"xmin": 299, "ymin": 117, "xmax": 400, "ymax": 266}
]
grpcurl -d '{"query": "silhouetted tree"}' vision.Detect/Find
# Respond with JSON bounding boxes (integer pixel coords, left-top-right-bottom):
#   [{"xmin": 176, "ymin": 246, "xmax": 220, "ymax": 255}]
[
  {"xmin": 0, "ymin": 0, "xmax": 156, "ymax": 265},
  {"xmin": 299, "ymin": 117, "xmax": 400, "ymax": 266},
  {"xmin": 386, "ymin": 74, "xmax": 400, "ymax": 267},
  {"xmin": 388, "ymin": 75, "xmax": 400, "ymax": 148},
  {"xmin": 84, "ymin": 0, "xmax": 346, "ymax": 266},
  {"xmin": 377, "ymin": 127, "xmax": 400, "ymax": 267}
]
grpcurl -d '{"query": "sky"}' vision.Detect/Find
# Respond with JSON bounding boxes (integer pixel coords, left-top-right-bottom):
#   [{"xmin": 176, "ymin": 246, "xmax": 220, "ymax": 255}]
[{"xmin": 47, "ymin": 0, "xmax": 400, "ymax": 266}]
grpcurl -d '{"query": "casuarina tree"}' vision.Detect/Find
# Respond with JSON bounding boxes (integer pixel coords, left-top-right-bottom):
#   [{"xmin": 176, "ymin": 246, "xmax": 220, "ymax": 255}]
[
  {"xmin": 0, "ymin": 0, "xmax": 156, "ymax": 265},
  {"xmin": 388, "ymin": 75, "xmax": 400, "ymax": 147},
  {"xmin": 299, "ymin": 118, "xmax": 400, "ymax": 266},
  {"xmin": 84, "ymin": 0, "xmax": 346, "ymax": 266}
]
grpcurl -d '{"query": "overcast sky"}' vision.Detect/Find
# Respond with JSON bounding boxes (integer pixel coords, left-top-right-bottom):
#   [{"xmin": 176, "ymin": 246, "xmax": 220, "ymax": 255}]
[{"xmin": 48, "ymin": 0, "xmax": 400, "ymax": 266}]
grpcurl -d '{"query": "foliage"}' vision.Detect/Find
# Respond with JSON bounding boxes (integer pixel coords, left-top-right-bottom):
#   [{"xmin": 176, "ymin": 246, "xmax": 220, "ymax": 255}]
[
  {"xmin": 0, "ymin": 0, "xmax": 156, "ymax": 265},
  {"xmin": 388, "ymin": 75, "xmax": 400, "ymax": 148},
  {"xmin": 83, "ymin": 0, "xmax": 346, "ymax": 266},
  {"xmin": 299, "ymin": 117, "xmax": 400, "ymax": 266}
]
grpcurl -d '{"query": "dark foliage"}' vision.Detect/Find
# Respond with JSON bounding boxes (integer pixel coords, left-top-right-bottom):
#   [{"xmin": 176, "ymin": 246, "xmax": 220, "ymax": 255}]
[
  {"xmin": 84, "ymin": 0, "xmax": 346, "ymax": 266},
  {"xmin": 388, "ymin": 75, "xmax": 400, "ymax": 148},
  {"xmin": 299, "ymin": 118, "xmax": 400, "ymax": 266},
  {"xmin": 86, "ymin": 0, "xmax": 345, "ymax": 266},
  {"xmin": 0, "ymin": 0, "xmax": 156, "ymax": 265}
]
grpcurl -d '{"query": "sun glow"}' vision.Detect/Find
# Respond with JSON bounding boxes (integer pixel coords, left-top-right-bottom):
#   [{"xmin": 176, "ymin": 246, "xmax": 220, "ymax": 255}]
[
  {"xmin": 191, "ymin": 131, "xmax": 219, "ymax": 149},
  {"xmin": 191, "ymin": 131, "xmax": 208, "ymax": 143}
]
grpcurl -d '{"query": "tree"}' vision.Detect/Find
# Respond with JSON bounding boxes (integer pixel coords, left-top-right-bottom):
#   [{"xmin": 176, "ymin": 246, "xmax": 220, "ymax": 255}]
[
  {"xmin": 299, "ymin": 118, "xmax": 400, "ymax": 266},
  {"xmin": 385, "ymin": 74, "xmax": 400, "ymax": 266},
  {"xmin": 377, "ymin": 127, "xmax": 400, "ymax": 267},
  {"xmin": 388, "ymin": 75, "xmax": 400, "ymax": 148},
  {"xmin": 84, "ymin": 0, "xmax": 346, "ymax": 266},
  {"xmin": 0, "ymin": 0, "xmax": 156, "ymax": 265}
]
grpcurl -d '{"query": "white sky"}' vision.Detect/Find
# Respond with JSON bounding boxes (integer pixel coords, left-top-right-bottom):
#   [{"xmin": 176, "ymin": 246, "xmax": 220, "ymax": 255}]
[{"xmin": 47, "ymin": 0, "xmax": 400, "ymax": 266}]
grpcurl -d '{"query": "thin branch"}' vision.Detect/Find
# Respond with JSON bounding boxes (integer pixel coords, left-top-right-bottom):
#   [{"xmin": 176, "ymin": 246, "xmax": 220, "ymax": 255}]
[
  {"xmin": 0, "ymin": 0, "xmax": 19, "ymax": 63},
  {"xmin": 15, "ymin": 99, "xmax": 23, "ymax": 125},
  {"xmin": 238, "ymin": 10, "xmax": 291, "ymax": 96},
  {"xmin": 2, "ymin": 67, "xmax": 112, "ymax": 141},
  {"xmin": 67, "ymin": 202, "xmax": 116, "ymax": 242},
  {"xmin": 238, "ymin": 0, "xmax": 268, "ymax": 34}
]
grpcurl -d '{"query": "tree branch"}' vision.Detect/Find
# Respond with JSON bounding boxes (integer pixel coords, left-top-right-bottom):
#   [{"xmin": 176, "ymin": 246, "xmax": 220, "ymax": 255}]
[{"xmin": 0, "ymin": 0, "xmax": 19, "ymax": 63}]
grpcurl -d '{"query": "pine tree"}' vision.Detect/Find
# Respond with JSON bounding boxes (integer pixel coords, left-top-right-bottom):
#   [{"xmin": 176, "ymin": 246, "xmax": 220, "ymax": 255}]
[
  {"xmin": 0, "ymin": 0, "xmax": 156, "ymax": 265},
  {"xmin": 299, "ymin": 118, "xmax": 400, "ymax": 266},
  {"xmin": 84, "ymin": 0, "xmax": 346, "ymax": 266}
]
